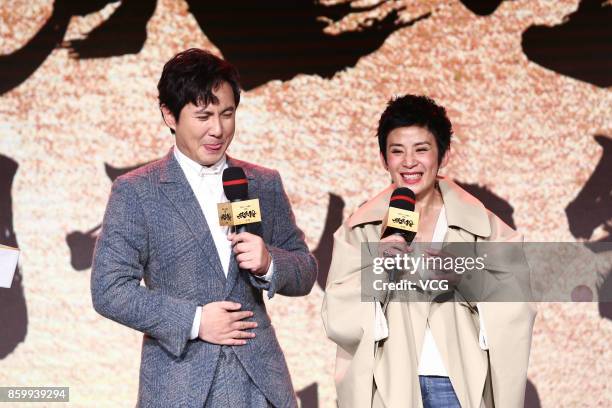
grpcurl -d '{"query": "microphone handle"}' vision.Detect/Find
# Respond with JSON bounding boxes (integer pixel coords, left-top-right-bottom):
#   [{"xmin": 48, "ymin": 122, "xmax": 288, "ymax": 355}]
[
  {"xmin": 229, "ymin": 198, "xmax": 248, "ymax": 235},
  {"xmin": 233, "ymin": 224, "xmax": 247, "ymax": 234},
  {"xmin": 231, "ymin": 224, "xmax": 248, "ymax": 273},
  {"xmin": 384, "ymin": 231, "xmax": 414, "ymax": 307},
  {"xmin": 396, "ymin": 231, "xmax": 415, "ymax": 245}
]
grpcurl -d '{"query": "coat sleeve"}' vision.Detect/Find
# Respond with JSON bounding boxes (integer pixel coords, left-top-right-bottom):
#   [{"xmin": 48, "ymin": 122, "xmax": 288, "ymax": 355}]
[
  {"xmin": 91, "ymin": 178, "xmax": 198, "ymax": 358},
  {"xmin": 321, "ymin": 223, "xmax": 373, "ymax": 353},
  {"xmin": 471, "ymin": 215, "xmax": 537, "ymax": 408},
  {"xmin": 248, "ymin": 171, "xmax": 317, "ymax": 298}
]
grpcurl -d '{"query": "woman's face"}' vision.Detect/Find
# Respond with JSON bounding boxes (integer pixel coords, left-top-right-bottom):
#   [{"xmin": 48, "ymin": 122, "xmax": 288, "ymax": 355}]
[{"xmin": 382, "ymin": 126, "xmax": 448, "ymax": 198}]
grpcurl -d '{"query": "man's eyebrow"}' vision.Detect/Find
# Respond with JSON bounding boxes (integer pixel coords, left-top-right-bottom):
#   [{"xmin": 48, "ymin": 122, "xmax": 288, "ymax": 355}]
[
  {"xmin": 414, "ymin": 141, "xmax": 431, "ymax": 146},
  {"xmin": 193, "ymin": 106, "xmax": 235, "ymax": 114}
]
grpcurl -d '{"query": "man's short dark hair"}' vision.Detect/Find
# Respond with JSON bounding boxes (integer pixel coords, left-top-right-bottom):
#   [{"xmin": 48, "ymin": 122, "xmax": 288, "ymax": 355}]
[
  {"xmin": 377, "ymin": 94, "xmax": 452, "ymax": 163},
  {"xmin": 157, "ymin": 48, "xmax": 241, "ymax": 121}
]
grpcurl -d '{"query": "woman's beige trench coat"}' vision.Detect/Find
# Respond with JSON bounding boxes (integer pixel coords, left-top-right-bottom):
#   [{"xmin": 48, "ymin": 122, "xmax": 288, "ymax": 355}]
[{"xmin": 322, "ymin": 178, "xmax": 536, "ymax": 408}]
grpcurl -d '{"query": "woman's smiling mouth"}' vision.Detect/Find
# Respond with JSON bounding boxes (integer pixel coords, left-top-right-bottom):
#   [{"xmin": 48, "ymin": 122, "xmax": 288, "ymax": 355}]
[{"xmin": 401, "ymin": 172, "xmax": 423, "ymax": 184}]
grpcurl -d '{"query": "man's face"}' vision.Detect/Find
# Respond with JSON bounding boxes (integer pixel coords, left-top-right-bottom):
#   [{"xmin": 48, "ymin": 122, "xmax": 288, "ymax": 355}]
[
  {"xmin": 162, "ymin": 81, "xmax": 236, "ymax": 166},
  {"xmin": 382, "ymin": 126, "xmax": 448, "ymax": 198}
]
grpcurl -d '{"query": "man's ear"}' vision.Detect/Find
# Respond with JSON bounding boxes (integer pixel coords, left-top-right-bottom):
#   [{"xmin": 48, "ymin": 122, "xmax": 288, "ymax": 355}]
[
  {"xmin": 439, "ymin": 147, "xmax": 450, "ymax": 170},
  {"xmin": 160, "ymin": 105, "xmax": 177, "ymax": 131},
  {"xmin": 380, "ymin": 152, "xmax": 388, "ymax": 171}
]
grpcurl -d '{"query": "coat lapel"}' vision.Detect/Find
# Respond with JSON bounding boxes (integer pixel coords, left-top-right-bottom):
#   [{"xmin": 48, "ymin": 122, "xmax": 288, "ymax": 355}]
[
  {"xmin": 346, "ymin": 185, "xmax": 393, "ymax": 229},
  {"xmin": 223, "ymin": 156, "xmax": 258, "ymax": 297},
  {"xmin": 158, "ymin": 149, "xmax": 226, "ymax": 283},
  {"xmin": 438, "ymin": 177, "xmax": 491, "ymax": 238}
]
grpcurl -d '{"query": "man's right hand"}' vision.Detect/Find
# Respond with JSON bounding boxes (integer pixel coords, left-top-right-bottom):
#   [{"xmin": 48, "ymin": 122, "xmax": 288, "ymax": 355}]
[{"xmin": 198, "ymin": 301, "xmax": 257, "ymax": 345}]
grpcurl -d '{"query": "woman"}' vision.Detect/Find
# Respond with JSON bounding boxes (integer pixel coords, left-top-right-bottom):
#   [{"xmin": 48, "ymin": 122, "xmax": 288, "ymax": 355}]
[{"xmin": 321, "ymin": 95, "xmax": 535, "ymax": 408}]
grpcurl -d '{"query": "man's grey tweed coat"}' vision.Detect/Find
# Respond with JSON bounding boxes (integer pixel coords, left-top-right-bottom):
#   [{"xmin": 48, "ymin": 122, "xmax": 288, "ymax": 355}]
[{"xmin": 91, "ymin": 149, "xmax": 317, "ymax": 407}]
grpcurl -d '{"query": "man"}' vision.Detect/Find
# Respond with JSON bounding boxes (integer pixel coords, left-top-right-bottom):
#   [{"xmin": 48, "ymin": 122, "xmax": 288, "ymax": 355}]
[{"xmin": 91, "ymin": 48, "xmax": 317, "ymax": 407}]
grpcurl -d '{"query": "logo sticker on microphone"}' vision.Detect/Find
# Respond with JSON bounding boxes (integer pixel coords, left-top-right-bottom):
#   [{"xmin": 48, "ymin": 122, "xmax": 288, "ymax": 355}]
[
  {"xmin": 217, "ymin": 199, "xmax": 262, "ymax": 226},
  {"xmin": 387, "ymin": 207, "xmax": 419, "ymax": 233}
]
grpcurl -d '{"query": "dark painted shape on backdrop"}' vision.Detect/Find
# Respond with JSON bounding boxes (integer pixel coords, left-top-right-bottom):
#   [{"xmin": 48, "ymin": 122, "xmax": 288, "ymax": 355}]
[
  {"xmin": 459, "ymin": 0, "xmax": 506, "ymax": 16},
  {"xmin": 297, "ymin": 382, "xmax": 318, "ymax": 408},
  {"xmin": 522, "ymin": 0, "xmax": 612, "ymax": 88},
  {"xmin": 455, "ymin": 181, "xmax": 516, "ymax": 229},
  {"xmin": 313, "ymin": 193, "xmax": 345, "ymax": 289},
  {"xmin": 67, "ymin": 160, "xmax": 152, "ymax": 271},
  {"xmin": 0, "ymin": 154, "xmax": 28, "ymax": 359},
  {"xmin": 187, "ymin": 0, "xmax": 430, "ymax": 89}
]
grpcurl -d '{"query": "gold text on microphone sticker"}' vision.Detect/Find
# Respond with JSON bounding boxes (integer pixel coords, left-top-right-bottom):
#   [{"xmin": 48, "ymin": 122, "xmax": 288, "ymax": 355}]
[
  {"xmin": 386, "ymin": 207, "xmax": 419, "ymax": 233},
  {"xmin": 217, "ymin": 199, "xmax": 262, "ymax": 226}
]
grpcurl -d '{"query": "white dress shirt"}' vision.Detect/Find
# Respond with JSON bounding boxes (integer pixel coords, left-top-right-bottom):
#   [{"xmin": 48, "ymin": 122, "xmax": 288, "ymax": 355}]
[{"xmin": 172, "ymin": 146, "xmax": 273, "ymax": 340}]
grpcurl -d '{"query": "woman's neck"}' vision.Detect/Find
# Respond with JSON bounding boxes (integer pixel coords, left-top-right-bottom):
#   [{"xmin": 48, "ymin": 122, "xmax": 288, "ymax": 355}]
[{"xmin": 415, "ymin": 185, "xmax": 443, "ymax": 215}]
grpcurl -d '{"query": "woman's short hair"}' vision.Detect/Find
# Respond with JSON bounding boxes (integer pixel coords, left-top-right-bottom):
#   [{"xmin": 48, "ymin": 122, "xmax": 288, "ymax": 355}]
[{"xmin": 377, "ymin": 94, "xmax": 452, "ymax": 163}]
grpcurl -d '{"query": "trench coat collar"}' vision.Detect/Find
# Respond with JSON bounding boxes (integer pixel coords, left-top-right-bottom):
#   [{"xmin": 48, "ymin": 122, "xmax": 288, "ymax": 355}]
[{"xmin": 347, "ymin": 177, "xmax": 492, "ymax": 238}]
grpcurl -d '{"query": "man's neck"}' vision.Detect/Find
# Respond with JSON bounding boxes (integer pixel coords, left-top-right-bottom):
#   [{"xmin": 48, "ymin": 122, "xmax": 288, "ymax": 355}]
[{"xmin": 174, "ymin": 144, "xmax": 226, "ymax": 170}]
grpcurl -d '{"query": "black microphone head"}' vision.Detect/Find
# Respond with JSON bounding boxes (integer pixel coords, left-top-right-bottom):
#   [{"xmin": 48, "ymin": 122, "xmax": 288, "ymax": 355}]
[
  {"xmin": 389, "ymin": 187, "xmax": 416, "ymax": 211},
  {"xmin": 222, "ymin": 167, "xmax": 248, "ymax": 201},
  {"xmin": 381, "ymin": 187, "xmax": 417, "ymax": 241}
]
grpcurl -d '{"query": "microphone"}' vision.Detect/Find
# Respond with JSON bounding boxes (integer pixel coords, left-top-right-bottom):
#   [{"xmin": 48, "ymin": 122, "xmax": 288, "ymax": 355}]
[
  {"xmin": 220, "ymin": 167, "xmax": 261, "ymax": 234},
  {"xmin": 381, "ymin": 187, "xmax": 419, "ymax": 244},
  {"xmin": 222, "ymin": 167, "xmax": 249, "ymax": 202},
  {"xmin": 379, "ymin": 187, "xmax": 419, "ymax": 313}
]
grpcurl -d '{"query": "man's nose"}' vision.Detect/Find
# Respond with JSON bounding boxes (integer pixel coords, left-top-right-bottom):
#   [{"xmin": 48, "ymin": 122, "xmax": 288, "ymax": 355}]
[{"xmin": 209, "ymin": 115, "xmax": 222, "ymax": 137}]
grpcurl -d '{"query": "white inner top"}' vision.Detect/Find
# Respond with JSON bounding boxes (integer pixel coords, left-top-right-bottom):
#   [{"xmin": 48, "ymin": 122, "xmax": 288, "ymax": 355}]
[{"xmin": 417, "ymin": 205, "xmax": 449, "ymax": 376}]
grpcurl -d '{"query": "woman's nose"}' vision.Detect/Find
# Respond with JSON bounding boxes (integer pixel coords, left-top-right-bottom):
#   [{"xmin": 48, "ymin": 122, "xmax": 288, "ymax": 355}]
[{"xmin": 403, "ymin": 154, "xmax": 417, "ymax": 167}]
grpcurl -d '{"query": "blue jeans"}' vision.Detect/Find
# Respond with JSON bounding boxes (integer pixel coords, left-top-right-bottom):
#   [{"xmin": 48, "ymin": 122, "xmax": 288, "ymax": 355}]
[{"xmin": 419, "ymin": 375, "xmax": 461, "ymax": 408}]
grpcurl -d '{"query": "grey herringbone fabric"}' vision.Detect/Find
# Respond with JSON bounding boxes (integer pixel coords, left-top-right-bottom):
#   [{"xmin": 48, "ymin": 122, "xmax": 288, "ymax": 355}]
[
  {"xmin": 91, "ymin": 148, "xmax": 317, "ymax": 408},
  {"xmin": 204, "ymin": 346, "xmax": 272, "ymax": 408}
]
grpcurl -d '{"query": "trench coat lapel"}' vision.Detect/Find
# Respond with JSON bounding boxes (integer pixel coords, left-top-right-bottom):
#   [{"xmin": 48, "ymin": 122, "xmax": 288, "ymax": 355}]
[
  {"xmin": 438, "ymin": 177, "xmax": 491, "ymax": 238},
  {"xmin": 347, "ymin": 185, "xmax": 392, "ymax": 229}
]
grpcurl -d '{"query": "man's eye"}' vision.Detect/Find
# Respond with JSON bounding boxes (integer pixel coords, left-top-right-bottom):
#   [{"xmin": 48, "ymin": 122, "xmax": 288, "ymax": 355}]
[
  {"xmin": 197, "ymin": 116, "xmax": 210, "ymax": 121},
  {"xmin": 223, "ymin": 112, "xmax": 233, "ymax": 118},
  {"xmin": 390, "ymin": 149, "xmax": 403, "ymax": 154},
  {"xmin": 416, "ymin": 148, "xmax": 429, "ymax": 152}
]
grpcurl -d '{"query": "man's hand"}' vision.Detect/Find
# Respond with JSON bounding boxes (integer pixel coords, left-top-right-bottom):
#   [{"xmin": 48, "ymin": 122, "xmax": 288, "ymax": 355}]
[
  {"xmin": 199, "ymin": 301, "xmax": 257, "ymax": 345},
  {"xmin": 228, "ymin": 232, "xmax": 272, "ymax": 276}
]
